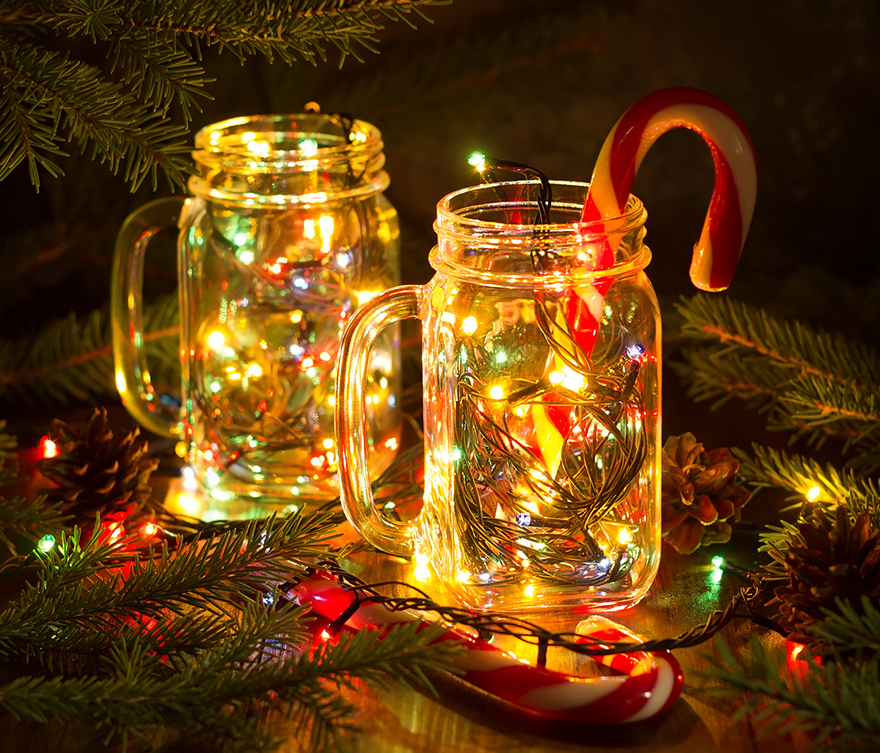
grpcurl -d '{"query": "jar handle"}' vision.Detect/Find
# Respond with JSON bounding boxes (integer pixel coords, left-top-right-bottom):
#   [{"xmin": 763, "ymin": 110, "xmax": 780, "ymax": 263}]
[
  {"xmin": 110, "ymin": 197, "xmax": 184, "ymax": 439},
  {"xmin": 336, "ymin": 285, "xmax": 423, "ymax": 556}
]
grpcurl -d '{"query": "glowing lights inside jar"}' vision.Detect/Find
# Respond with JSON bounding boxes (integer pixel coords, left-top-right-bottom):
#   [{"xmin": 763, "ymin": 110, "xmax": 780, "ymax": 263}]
[
  {"xmin": 178, "ymin": 118, "xmax": 401, "ymax": 503},
  {"xmin": 423, "ymin": 281, "xmax": 654, "ymax": 602}
]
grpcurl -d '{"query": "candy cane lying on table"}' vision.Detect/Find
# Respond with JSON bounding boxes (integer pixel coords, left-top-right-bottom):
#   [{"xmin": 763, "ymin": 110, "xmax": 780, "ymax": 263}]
[{"xmin": 293, "ymin": 570, "xmax": 684, "ymax": 724}]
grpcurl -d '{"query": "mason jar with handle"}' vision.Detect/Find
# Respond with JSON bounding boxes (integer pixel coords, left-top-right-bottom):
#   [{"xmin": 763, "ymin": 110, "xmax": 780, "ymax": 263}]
[
  {"xmin": 112, "ymin": 112, "xmax": 402, "ymax": 514},
  {"xmin": 335, "ymin": 181, "xmax": 661, "ymax": 612}
]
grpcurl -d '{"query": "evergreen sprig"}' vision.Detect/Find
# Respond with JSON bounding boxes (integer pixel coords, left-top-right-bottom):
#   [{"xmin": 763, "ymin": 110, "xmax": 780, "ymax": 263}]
[
  {"xmin": 0, "ymin": 292, "xmax": 178, "ymax": 406},
  {"xmin": 810, "ymin": 597, "xmax": 880, "ymax": 657},
  {"xmin": 0, "ymin": 512, "xmax": 337, "ymax": 660},
  {"xmin": 733, "ymin": 444, "xmax": 852, "ymax": 505},
  {"xmin": 0, "ymin": 0, "xmax": 447, "ymax": 191},
  {"xmin": 0, "ymin": 510, "xmax": 460, "ymax": 750},
  {"xmin": 705, "ymin": 635, "xmax": 880, "ymax": 752},
  {"xmin": 675, "ymin": 293, "xmax": 880, "ymax": 466},
  {"xmin": 0, "ymin": 609, "xmax": 456, "ymax": 751}
]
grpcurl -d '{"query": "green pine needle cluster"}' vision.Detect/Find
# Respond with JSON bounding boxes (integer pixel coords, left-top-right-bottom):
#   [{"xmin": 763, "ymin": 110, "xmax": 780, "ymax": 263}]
[
  {"xmin": 0, "ymin": 0, "xmax": 447, "ymax": 192},
  {"xmin": 675, "ymin": 292, "xmax": 880, "ymax": 751},
  {"xmin": 0, "ymin": 512, "xmax": 460, "ymax": 751},
  {"xmin": 705, "ymin": 634, "xmax": 880, "ymax": 753},
  {"xmin": 674, "ymin": 293, "xmax": 880, "ymax": 467},
  {"xmin": 0, "ymin": 292, "xmax": 178, "ymax": 406}
]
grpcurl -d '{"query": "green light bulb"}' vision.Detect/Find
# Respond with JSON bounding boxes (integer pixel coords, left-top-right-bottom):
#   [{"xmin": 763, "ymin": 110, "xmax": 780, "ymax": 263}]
[{"xmin": 468, "ymin": 152, "xmax": 487, "ymax": 170}]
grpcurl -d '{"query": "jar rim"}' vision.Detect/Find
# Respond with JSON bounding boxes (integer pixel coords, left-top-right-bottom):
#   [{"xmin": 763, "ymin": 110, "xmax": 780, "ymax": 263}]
[
  {"xmin": 435, "ymin": 180, "xmax": 647, "ymax": 237},
  {"xmin": 188, "ymin": 113, "xmax": 388, "ymax": 203},
  {"xmin": 192, "ymin": 113, "xmax": 384, "ymax": 168},
  {"xmin": 431, "ymin": 181, "xmax": 650, "ymax": 287}
]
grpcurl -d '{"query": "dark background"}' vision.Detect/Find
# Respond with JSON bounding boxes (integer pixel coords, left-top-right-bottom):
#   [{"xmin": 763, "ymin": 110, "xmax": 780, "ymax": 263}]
[{"xmin": 2, "ymin": 0, "xmax": 878, "ymax": 451}]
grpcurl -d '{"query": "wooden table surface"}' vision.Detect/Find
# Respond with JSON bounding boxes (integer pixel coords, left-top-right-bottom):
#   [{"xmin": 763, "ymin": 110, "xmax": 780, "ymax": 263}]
[{"xmin": 270, "ymin": 536, "xmax": 807, "ymax": 753}]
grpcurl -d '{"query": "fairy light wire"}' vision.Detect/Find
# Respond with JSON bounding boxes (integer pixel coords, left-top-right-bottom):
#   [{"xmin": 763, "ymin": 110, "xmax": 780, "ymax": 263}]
[
  {"xmin": 296, "ymin": 560, "xmax": 774, "ymax": 661},
  {"xmin": 469, "ymin": 153, "xmax": 553, "ymax": 224}
]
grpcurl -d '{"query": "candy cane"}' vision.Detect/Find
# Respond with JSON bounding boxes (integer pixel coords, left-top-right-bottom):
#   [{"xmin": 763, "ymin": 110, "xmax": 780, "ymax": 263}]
[
  {"xmin": 583, "ymin": 87, "xmax": 757, "ymax": 288},
  {"xmin": 536, "ymin": 87, "xmax": 757, "ymax": 472},
  {"xmin": 570, "ymin": 87, "xmax": 757, "ymax": 349},
  {"xmin": 293, "ymin": 571, "xmax": 684, "ymax": 723}
]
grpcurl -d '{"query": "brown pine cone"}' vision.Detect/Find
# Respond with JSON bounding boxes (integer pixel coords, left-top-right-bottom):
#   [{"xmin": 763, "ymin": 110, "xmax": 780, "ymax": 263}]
[
  {"xmin": 661, "ymin": 432, "xmax": 752, "ymax": 554},
  {"xmin": 772, "ymin": 506, "xmax": 880, "ymax": 658},
  {"xmin": 36, "ymin": 408, "xmax": 159, "ymax": 528}
]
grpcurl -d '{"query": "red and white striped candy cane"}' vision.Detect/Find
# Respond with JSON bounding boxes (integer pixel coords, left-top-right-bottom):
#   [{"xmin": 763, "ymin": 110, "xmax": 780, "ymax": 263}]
[
  {"xmin": 569, "ymin": 87, "xmax": 758, "ymax": 349},
  {"xmin": 533, "ymin": 87, "xmax": 757, "ymax": 472},
  {"xmin": 582, "ymin": 87, "xmax": 757, "ymax": 290},
  {"xmin": 294, "ymin": 571, "xmax": 684, "ymax": 724}
]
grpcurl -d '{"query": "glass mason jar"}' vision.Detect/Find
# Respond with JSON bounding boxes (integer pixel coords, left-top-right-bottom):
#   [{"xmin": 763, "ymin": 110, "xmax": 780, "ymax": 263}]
[
  {"xmin": 112, "ymin": 113, "xmax": 402, "ymax": 514},
  {"xmin": 335, "ymin": 181, "xmax": 661, "ymax": 612}
]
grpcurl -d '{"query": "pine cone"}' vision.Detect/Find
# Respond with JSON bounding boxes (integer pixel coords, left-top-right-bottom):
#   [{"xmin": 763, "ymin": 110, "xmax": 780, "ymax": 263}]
[
  {"xmin": 36, "ymin": 408, "xmax": 159, "ymax": 527},
  {"xmin": 661, "ymin": 432, "xmax": 751, "ymax": 554},
  {"xmin": 772, "ymin": 506, "xmax": 880, "ymax": 658}
]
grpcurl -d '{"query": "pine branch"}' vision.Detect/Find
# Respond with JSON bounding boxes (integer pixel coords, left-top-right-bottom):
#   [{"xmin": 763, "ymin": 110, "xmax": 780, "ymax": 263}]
[
  {"xmin": 676, "ymin": 294, "xmax": 880, "ymax": 391},
  {"xmin": 0, "ymin": 557, "xmax": 460, "ymax": 752},
  {"xmin": 675, "ymin": 294, "xmax": 880, "ymax": 458},
  {"xmin": 705, "ymin": 635, "xmax": 880, "ymax": 752},
  {"xmin": 670, "ymin": 341, "xmax": 790, "ymax": 410},
  {"xmin": 735, "ymin": 444, "xmax": 880, "ymax": 525},
  {"xmin": 734, "ymin": 444, "xmax": 852, "ymax": 504},
  {"xmin": 0, "ymin": 36, "xmax": 192, "ymax": 191},
  {"xmin": 0, "ymin": 511, "xmax": 340, "ymax": 643},
  {"xmin": 778, "ymin": 374, "xmax": 880, "ymax": 468},
  {"xmin": 0, "ymin": 0, "xmax": 447, "ymax": 191},
  {"xmin": 106, "ymin": 33, "xmax": 215, "ymax": 124},
  {"xmin": 811, "ymin": 598, "xmax": 880, "ymax": 657},
  {"xmin": 0, "ymin": 610, "xmax": 459, "ymax": 752},
  {"xmin": 0, "ymin": 293, "xmax": 178, "ymax": 406}
]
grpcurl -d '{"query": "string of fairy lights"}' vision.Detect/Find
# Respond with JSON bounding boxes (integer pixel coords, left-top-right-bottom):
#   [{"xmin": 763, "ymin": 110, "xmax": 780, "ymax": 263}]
[{"xmin": 27, "ymin": 430, "xmax": 802, "ymax": 664}]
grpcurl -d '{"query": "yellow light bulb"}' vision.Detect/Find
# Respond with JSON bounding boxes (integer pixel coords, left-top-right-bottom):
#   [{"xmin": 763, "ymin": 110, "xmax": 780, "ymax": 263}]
[
  {"xmin": 414, "ymin": 552, "xmax": 431, "ymax": 582},
  {"xmin": 318, "ymin": 215, "xmax": 334, "ymax": 250},
  {"xmin": 489, "ymin": 384, "xmax": 505, "ymax": 400},
  {"xmin": 461, "ymin": 316, "xmax": 478, "ymax": 335},
  {"xmin": 207, "ymin": 331, "xmax": 225, "ymax": 350},
  {"xmin": 247, "ymin": 139, "xmax": 270, "ymax": 157},
  {"xmin": 806, "ymin": 486, "xmax": 821, "ymax": 502}
]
